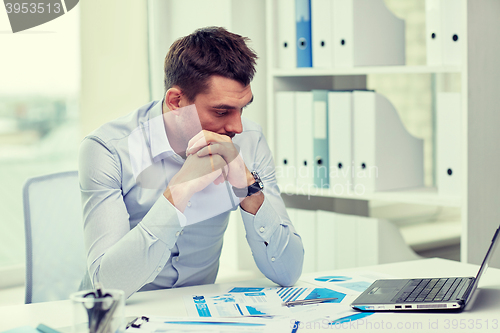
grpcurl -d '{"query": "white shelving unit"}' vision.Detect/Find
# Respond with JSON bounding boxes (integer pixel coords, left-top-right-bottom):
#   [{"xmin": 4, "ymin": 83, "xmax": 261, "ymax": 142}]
[
  {"xmin": 271, "ymin": 65, "xmax": 462, "ymax": 77},
  {"xmin": 265, "ymin": 0, "xmax": 500, "ymax": 268},
  {"xmin": 282, "ymin": 185, "xmax": 460, "ymax": 208}
]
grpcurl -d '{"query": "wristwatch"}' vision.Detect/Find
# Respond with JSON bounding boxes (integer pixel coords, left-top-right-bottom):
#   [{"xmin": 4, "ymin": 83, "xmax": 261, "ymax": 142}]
[{"xmin": 232, "ymin": 171, "xmax": 264, "ymax": 198}]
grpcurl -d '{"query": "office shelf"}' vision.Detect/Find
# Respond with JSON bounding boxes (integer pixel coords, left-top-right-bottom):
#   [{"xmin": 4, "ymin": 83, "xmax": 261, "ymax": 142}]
[
  {"xmin": 281, "ymin": 186, "xmax": 461, "ymax": 208},
  {"xmin": 266, "ymin": 0, "xmax": 500, "ymax": 268},
  {"xmin": 271, "ymin": 65, "xmax": 462, "ymax": 77}
]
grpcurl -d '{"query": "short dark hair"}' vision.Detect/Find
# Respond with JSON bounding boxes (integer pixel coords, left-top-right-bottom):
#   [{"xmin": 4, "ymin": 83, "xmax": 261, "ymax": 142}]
[{"xmin": 164, "ymin": 26, "xmax": 258, "ymax": 102}]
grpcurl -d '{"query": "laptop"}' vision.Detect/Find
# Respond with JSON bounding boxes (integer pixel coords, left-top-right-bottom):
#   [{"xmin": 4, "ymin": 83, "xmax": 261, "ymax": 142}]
[{"xmin": 351, "ymin": 224, "xmax": 500, "ymax": 311}]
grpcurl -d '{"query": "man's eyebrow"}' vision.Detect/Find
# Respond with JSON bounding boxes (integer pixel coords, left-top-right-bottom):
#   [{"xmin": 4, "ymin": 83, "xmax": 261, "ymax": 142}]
[
  {"xmin": 246, "ymin": 95, "xmax": 254, "ymax": 107},
  {"xmin": 212, "ymin": 95, "xmax": 254, "ymax": 110}
]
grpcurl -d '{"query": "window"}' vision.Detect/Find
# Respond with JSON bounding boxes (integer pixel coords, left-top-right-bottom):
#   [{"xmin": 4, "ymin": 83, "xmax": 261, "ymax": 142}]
[{"xmin": 0, "ymin": 6, "xmax": 80, "ymax": 277}]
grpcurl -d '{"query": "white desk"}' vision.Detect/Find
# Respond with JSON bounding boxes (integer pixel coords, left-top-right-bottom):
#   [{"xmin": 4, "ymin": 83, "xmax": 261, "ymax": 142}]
[{"xmin": 2, "ymin": 258, "xmax": 500, "ymax": 332}]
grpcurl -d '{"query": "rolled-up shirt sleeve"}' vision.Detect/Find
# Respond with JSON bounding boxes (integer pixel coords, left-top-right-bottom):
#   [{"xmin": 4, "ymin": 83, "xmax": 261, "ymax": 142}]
[
  {"xmin": 240, "ymin": 131, "xmax": 304, "ymax": 287},
  {"xmin": 79, "ymin": 137, "xmax": 185, "ymax": 298}
]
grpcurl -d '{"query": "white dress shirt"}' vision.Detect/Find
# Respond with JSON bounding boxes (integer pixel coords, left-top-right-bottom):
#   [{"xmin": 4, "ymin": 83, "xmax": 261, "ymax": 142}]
[{"xmin": 78, "ymin": 100, "xmax": 304, "ymax": 298}]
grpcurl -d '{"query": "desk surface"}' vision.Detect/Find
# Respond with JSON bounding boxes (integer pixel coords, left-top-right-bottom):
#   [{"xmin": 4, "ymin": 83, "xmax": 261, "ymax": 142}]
[{"xmin": 2, "ymin": 258, "xmax": 500, "ymax": 332}]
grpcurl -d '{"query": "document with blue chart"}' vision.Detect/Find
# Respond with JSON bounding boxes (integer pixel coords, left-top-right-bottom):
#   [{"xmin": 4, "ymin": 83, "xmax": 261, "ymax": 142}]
[{"xmin": 184, "ymin": 289, "xmax": 290, "ymax": 318}]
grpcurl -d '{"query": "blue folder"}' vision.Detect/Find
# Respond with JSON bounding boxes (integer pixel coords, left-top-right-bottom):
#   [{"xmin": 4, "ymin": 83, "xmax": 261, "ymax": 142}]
[{"xmin": 296, "ymin": 0, "xmax": 312, "ymax": 67}]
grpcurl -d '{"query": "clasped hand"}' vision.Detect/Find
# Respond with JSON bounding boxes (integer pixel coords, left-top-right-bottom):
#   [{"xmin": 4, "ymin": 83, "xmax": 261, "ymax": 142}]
[{"xmin": 186, "ymin": 130, "xmax": 249, "ymax": 189}]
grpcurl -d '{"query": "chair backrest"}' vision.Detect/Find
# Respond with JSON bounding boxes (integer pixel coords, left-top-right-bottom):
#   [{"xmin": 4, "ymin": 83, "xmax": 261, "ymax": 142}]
[{"xmin": 23, "ymin": 171, "xmax": 86, "ymax": 303}]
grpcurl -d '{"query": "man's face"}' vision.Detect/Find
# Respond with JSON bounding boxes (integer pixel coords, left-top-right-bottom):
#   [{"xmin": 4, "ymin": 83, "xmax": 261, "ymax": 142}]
[{"xmin": 189, "ymin": 75, "xmax": 253, "ymax": 138}]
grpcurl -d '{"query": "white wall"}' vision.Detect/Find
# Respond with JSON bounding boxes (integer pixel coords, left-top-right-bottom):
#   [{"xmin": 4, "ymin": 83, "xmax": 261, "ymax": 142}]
[
  {"xmin": 80, "ymin": 0, "xmax": 150, "ymax": 137},
  {"xmin": 147, "ymin": 0, "xmax": 268, "ymax": 135}
]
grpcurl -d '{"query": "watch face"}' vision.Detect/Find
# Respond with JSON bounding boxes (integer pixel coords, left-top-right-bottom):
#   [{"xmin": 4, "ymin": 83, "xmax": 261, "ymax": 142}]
[
  {"xmin": 232, "ymin": 171, "xmax": 264, "ymax": 198},
  {"xmin": 251, "ymin": 171, "xmax": 264, "ymax": 190}
]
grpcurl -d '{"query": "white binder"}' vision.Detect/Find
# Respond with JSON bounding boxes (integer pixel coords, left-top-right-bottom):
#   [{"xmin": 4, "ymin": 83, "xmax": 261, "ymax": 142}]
[
  {"xmin": 275, "ymin": 91, "xmax": 297, "ymax": 190},
  {"xmin": 334, "ymin": 213, "xmax": 358, "ymax": 269},
  {"xmin": 315, "ymin": 211, "xmax": 419, "ymax": 270},
  {"xmin": 328, "ymin": 91, "xmax": 353, "ymax": 193},
  {"xmin": 332, "ymin": 0, "xmax": 405, "ymax": 68},
  {"xmin": 356, "ymin": 216, "xmax": 379, "ymax": 267},
  {"xmin": 293, "ymin": 208, "xmax": 317, "ymax": 273},
  {"xmin": 353, "ymin": 90, "xmax": 424, "ymax": 193},
  {"xmin": 277, "ymin": 0, "xmax": 297, "ymax": 69},
  {"xmin": 356, "ymin": 217, "xmax": 420, "ymax": 266},
  {"xmin": 436, "ymin": 92, "xmax": 461, "ymax": 197},
  {"xmin": 312, "ymin": 90, "xmax": 329, "ymax": 188},
  {"xmin": 295, "ymin": 91, "xmax": 315, "ymax": 189},
  {"xmin": 441, "ymin": 0, "xmax": 464, "ymax": 66},
  {"xmin": 311, "ymin": 0, "xmax": 333, "ymax": 68},
  {"xmin": 332, "ymin": 0, "xmax": 354, "ymax": 68},
  {"xmin": 316, "ymin": 210, "xmax": 337, "ymax": 271},
  {"xmin": 425, "ymin": 0, "xmax": 443, "ymax": 66},
  {"xmin": 426, "ymin": 0, "xmax": 464, "ymax": 66}
]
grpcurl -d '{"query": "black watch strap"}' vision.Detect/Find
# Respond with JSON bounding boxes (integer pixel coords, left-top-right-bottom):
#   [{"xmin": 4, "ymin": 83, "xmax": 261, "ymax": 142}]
[{"xmin": 232, "ymin": 171, "xmax": 264, "ymax": 198}]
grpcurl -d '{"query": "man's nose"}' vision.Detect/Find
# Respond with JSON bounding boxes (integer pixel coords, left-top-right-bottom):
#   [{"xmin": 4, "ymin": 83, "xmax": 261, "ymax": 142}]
[{"xmin": 225, "ymin": 111, "xmax": 243, "ymax": 135}]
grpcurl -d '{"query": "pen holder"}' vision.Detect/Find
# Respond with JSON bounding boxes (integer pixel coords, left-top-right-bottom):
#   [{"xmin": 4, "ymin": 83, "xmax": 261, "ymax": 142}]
[{"xmin": 70, "ymin": 289, "xmax": 125, "ymax": 333}]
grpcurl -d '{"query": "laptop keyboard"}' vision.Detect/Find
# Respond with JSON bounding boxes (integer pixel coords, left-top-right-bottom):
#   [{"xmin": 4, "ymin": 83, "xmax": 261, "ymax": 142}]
[{"xmin": 391, "ymin": 277, "xmax": 470, "ymax": 303}]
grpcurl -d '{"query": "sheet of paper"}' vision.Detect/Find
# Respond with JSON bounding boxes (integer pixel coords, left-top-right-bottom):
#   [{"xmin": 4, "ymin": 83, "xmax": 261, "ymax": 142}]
[
  {"xmin": 183, "ymin": 289, "xmax": 290, "ymax": 318},
  {"xmin": 227, "ymin": 286, "xmax": 374, "ymax": 327}
]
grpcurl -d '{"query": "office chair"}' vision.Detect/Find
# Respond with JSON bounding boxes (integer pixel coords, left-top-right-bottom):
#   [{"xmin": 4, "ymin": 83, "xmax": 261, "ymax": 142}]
[{"xmin": 23, "ymin": 171, "xmax": 86, "ymax": 303}]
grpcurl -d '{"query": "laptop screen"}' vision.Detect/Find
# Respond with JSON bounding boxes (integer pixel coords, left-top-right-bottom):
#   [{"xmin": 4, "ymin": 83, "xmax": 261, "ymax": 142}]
[{"xmin": 465, "ymin": 225, "xmax": 500, "ymax": 303}]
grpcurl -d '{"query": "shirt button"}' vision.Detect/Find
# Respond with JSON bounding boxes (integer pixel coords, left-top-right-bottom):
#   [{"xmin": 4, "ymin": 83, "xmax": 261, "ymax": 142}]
[
  {"xmin": 175, "ymin": 231, "xmax": 180, "ymax": 237},
  {"xmin": 157, "ymin": 267, "xmax": 162, "ymax": 272},
  {"xmin": 271, "ymin": 257, "xmax": 276, "ymax": 262},
  {"xmin": 187, "ymin": 202, "xmax": 192, "ymax": 207},
  {"xmin": 176, "ymin": 257, "xmax": 179, "ymax": 262},
  {"xmin": 259, "ymin": 227, "xmax": 265, "ymax": 233}
]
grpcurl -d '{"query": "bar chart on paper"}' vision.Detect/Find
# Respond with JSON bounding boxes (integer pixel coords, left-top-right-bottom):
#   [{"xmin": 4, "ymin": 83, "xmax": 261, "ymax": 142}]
[{"xmin": 275, "ymin": 287, "xmax": 346, "ymax": 303}]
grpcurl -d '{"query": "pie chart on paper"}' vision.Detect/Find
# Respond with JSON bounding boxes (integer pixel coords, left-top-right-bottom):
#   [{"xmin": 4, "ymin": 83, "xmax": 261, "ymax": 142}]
[{"xmin": 314, "ymin": 276, "xmax": 352, "ymax": 283}]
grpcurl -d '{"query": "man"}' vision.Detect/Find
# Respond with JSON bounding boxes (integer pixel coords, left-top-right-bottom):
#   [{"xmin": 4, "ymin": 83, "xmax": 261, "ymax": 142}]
[{"xmin": 79, "ymin": 27, "xmax": 304, "ymax": 298}]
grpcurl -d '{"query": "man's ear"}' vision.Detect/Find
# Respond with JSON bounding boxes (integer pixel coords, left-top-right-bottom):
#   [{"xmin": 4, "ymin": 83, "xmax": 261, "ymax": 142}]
[{"xmin": 165, "ymin": 87, "xmax": 183, "ymax": 115}]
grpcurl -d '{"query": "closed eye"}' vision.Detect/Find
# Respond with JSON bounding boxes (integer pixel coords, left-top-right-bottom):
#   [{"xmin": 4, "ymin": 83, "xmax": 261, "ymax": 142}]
[{"xmin": 214, "ymin": 110, "xmax": 228, "ymax": 116}]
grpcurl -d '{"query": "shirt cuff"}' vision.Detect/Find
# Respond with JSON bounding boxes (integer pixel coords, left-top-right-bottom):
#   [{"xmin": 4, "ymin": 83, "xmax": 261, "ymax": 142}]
[
  {"xmin": 241, "ymin": 196, "xmax": 280, "ymax": 242},
  {"xmin": 139, "ymin": 194, "xmax": 186, "ymax": 249}
]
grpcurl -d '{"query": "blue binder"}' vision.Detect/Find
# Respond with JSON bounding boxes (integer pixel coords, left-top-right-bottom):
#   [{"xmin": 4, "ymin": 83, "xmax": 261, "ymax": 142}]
[
  {"xmin": 312, "ymin": 90, "xmax": 329, "ymax": 188},
  {"xmin": 296, "ymin": 0, "xmax": 312, "ymax": 67}
]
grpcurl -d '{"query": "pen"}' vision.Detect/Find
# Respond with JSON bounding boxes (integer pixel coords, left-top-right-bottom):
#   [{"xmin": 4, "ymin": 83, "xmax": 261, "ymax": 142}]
[
  {"xmin": 96, "ymin": 299, "xmax": 119, "ymax": 333},
  {"xmin": 163, "ymin": 321, "xmax": 265, "ymax": 326},
  {"xmin": 329, "ymin": 312, "xmax": 374, "ymax": 325},
  {"xmin": 282, "ymin": 297, "xmax": 338, "ymax": 307}
]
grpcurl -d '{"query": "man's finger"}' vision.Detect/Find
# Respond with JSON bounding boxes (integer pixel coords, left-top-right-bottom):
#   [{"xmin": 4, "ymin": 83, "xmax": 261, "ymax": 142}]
[
  {"xmin": 197, "ymin": 143, "xmax": 221, "ymax": 157},
  {"xmin": 213, "ymin": 173, "xmax": 225, "ymax": 185},
  {"xmin": 186, "ymin": 135, "xmax": 208, "ymax": 155},
  {"xmin": 197, "ymin": 142, "xmax": 242, "ymax": 165},
  {"xmin": 186, "ymin": 130, "xmax": 231, "ymax": 155},
  {"xmin": 210, "ymin": 154, "xmax": 215, "ymax": 172}
]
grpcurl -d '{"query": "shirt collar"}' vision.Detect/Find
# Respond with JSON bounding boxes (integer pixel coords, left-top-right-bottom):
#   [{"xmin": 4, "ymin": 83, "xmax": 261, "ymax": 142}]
[{"xmin": 148, "ymin": 99, "xmax": 176, "ymax": 163}]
